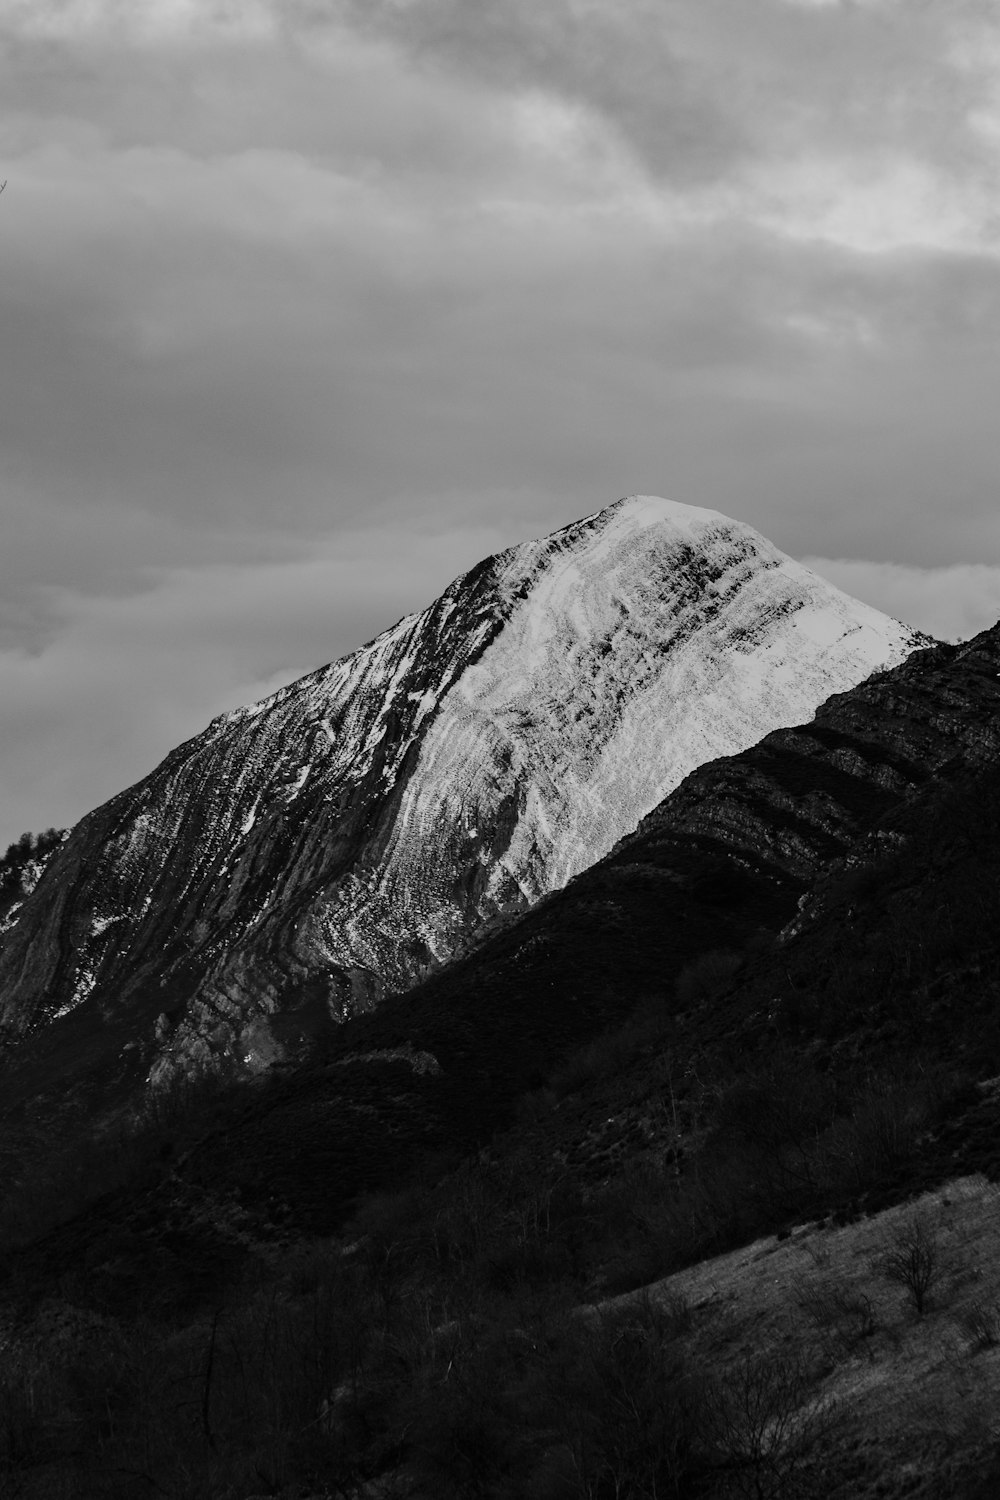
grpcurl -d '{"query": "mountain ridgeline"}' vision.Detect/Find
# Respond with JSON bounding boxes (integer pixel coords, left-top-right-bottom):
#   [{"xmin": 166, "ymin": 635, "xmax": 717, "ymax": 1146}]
[{"xmin": 0, "ymin": 496, "xmax": 922, "ymax": 1096}]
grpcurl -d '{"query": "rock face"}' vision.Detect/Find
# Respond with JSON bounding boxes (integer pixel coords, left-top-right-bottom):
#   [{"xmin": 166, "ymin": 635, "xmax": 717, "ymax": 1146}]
[{"xmin": 0, "ymin": 495, "xmax": 924, "ymax": 1082}]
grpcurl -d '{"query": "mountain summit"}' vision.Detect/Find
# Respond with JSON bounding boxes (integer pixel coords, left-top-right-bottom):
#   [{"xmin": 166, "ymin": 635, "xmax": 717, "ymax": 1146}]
[{"xmin": 0, "ymin": 496, "xmax": 925, "ymax": 1085}]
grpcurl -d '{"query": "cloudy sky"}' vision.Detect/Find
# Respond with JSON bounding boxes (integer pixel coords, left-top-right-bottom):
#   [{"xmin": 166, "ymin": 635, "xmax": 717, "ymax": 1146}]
[{"xmin": 2, "ymin": 0, "xmax": 1000, "ymax": 846}]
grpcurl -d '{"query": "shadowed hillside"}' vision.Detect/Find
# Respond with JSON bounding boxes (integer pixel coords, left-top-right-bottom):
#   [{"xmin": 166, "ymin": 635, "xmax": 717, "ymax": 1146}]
[
  {"xmin": 161, "ymin": 624, "xmax": 1000, "ymax": 1235},
  {"xmin": 2, "ymin": 626, "xmax": 1000, "ymax": 1496}
]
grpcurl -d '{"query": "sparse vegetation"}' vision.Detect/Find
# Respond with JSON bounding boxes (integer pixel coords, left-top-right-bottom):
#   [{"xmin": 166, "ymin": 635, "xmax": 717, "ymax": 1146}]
[
  {"xmin": 547, "ymin": 1005, "xmax": 667, "ymax": 1100},
  {"xmin": 0, "ymin": 1069, "xmax": 258, "ymax": 1256},
  {"xmin": 958, "ymin": 1299, "xmax": 1000, "ymax": 1351},
  {"xmin": 4, "ymin": 735, "xmax": 1000, "ymax": 1493},
  {"xmin": 675, "ymin": 948, "xmax": 743, "ymax": 1010},
  {"xmin": 0, "ymin": 827, "xmax": 64, "ymax": 908},
  {"xmin": 795, "ymin": 1276, "xmax": 878, "ymax": 1358},
  {"xmin": 707, "ymin": 1349, "xmax": 824, "ymax": 1500},
  {"xmin": 873, "ymin": 1216, "xmax": 943, "ymax": 1317}
]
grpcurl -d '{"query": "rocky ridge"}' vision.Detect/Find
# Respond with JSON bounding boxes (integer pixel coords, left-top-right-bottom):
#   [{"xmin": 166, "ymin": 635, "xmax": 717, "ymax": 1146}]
[{"xmin": 180, "ymin": 622, "xmax": 1000, "ymax": 1234}]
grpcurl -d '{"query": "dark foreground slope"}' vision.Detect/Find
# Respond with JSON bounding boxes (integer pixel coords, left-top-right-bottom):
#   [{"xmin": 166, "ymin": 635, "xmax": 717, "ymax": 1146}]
[{"xmin": 2, "ymin": 629, "xmax": 1000, "ymax": 1499}]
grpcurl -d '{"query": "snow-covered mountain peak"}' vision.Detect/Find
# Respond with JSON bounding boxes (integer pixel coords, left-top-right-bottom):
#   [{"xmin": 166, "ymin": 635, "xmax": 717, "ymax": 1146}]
[
  {"xmin": 490, "ymin": 494, "xmax": 733, "ymax": 592},
  {"xmin": 0, "ymin": 497, "xmax": 928, "ymax": 1082},
  {"xmin": 593, "ymin": 491, "xmax": 733, "ymax": 534}
]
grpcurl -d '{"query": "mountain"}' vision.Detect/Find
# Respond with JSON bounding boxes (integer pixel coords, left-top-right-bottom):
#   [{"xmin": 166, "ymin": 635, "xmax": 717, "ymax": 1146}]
[
  {"xmin": 10, "ymin": 620, "xmax": 997, "ymax": 1265},
  {"xmin": 2, "ymin": 621, "xmax": 998, "ymax": 1500},
  {"xmin": 0, "ymin": 496, "xmax": 923, "ymax": 1096},
  {"xmin": 3, "ymin": 511, "xmax": 1000, "ymax": 1500}
]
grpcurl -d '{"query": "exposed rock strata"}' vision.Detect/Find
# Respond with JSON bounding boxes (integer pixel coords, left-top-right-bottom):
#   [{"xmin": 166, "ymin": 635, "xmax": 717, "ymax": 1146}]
[
  {"xmin": 615, "ymin": 629, "xmax": 1000, "ymax": 885},
  {"xmin": 176, "ymin": 625, "xmax": 1000, "ymax": 1234}
]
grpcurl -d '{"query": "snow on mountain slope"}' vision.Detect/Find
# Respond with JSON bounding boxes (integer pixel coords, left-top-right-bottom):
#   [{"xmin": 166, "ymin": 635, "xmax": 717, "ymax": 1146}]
[{"xmin": 0, "ymin": 496, "xmax": 926, "ymax": 1081}]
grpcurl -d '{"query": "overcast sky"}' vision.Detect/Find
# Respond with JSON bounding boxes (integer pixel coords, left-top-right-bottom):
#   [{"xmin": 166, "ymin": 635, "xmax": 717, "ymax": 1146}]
[{"xmin": 2, "ymin": 0, "xmax": 1000, "ymax": 847}]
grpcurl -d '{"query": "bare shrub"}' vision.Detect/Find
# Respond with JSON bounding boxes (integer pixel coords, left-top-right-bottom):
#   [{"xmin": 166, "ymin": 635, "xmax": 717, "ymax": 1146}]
[
  {"xmin": 347, "ymin": 1182, "xmax": 429, "ymax": 1271},
  {"xmin": 403, "ymin": 1324, "xmax": 534, "ymax": 1499},
  {"xmin": 818, "ymin": 1064, "xmax": 965, "ymax": 1201},
  {"xmin": 0, "ymin": 1358, "xmax": 47, "ymax": 1476},
  {"xmin": 794, "ymin": 1277, "xmax": 877, "ymax": 1359},
  {"xmin": 548, "ymin": 1013, "xmax": 662, "ymax": 1100},
  {"xmin": 698, "ymin": 1055, "xmax": 844, "ymax": 1229},
  {"xmin": 515, "ymin": 1087, "xmax": 557, "ymax": 1126},
  {"xmin": 0, "ymin": 1314, "xmax": 157, "ymax": 1494},
  {"xmin": 873, "ymin": 1216, "xmax": 943, "ymax": 1317},
  {"xmin": 675, "ymin": 949, "xmax": 743, "ymax": 1011},
  {"xmin": 958, "ymin": 1301, "xmax": 1000, "ymax": 1351},
  {"xmin": 420, "ymin": 1157, "xmax": 595, "ymax": 1295},
  {"xmin": 549, "ymin": 1036, "xmax": 626, "ymax": 1099},
  {"xmin": 800, "ymin": 1237, "xmax": 830, "ymax": 1270},
  {"xmin": 597, "ymin": 1145, "xmax": 770, "ymax": 1290},
  {"xmin": 0, "ymin": 1069, "xmax": 251, "ymax": 1254},
  {"xmin": 706, "ymin": 1350, "xmax": 827, "ymax": 1499},
  {"xmin": 592, "ymin": 1160, "xmax": 689, "ymax": 1293},
  {"xmin": 658, "ymin": 1289, "xmax": 695, "ymax": 1337},
  {"xmin": 536, "ymin": 1296, "xmax": 710, "ymax": 1500}
]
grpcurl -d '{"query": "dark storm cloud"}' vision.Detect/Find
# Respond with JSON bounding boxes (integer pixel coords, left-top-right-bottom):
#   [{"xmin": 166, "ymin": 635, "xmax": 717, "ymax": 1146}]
[
  {"xmin": 325, "ymin": 0, "xmax": 745, "ymax": 186},
  {"xmin": 311, "ymin": 0, "xmax": 995, "ymax": 186}
]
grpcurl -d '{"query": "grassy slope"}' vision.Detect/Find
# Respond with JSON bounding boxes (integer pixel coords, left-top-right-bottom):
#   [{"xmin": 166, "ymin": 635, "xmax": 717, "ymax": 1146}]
[{"xmin": 606, "ymin": 1173, "xmax": 1000, "ymax": 1499}]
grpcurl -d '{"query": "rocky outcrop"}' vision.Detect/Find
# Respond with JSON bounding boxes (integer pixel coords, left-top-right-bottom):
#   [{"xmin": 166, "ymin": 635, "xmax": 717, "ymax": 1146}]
[
  {"xmin": 0, "ymin": 496, "xmax": 923, "ymax": 1085},
  {"xmin": 0, "ymin": 829, "xmax": 66, "ymax": 938}
]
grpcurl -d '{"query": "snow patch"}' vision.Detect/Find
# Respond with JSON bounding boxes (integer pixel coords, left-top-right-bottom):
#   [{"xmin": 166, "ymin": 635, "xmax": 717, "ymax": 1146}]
[
  {"xmin": 0, "ymin": 901, "xmax": 22, "ymax": 935},
  {"xmin": 332, "ymin": 1046, "xmax": 442, "ymax": 1076},
  {"xmin": 90, "ymin": 913, "xmax": 122, "ymax": 936},
  {"xmin": 287, "ymin": 765, "xmax": 310, "ymax": 795}
]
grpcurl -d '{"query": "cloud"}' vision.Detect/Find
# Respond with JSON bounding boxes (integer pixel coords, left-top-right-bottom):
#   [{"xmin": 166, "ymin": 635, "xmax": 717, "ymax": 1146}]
[
  {"xmin": 1, "ymin": 0, "xmax": 1000, "ymax": 846},
  {"xmin": 804, "ymin": 557, "xmax": 1000, "ymax": 642},
  {"xmin": 3, "ymin": 110, "xmax": 999, "ymax": 563},
  {"xmin": 0, "ymin": 0, "xmax": 278, "ymax": 43},
  {"xmin": 775, "ymin": 0, "xmax": 895, "ymax": 9},
  {"xmin": 742, "ymin": 154, "xmax": 999, "ymax": 255},
  {"xmin": 3, "ymin": 119, "xmax": 1000, "ymax": 650},
  {"xmin": 7, "ymin": 0, "xmax": 989, "ymax": 211}
]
